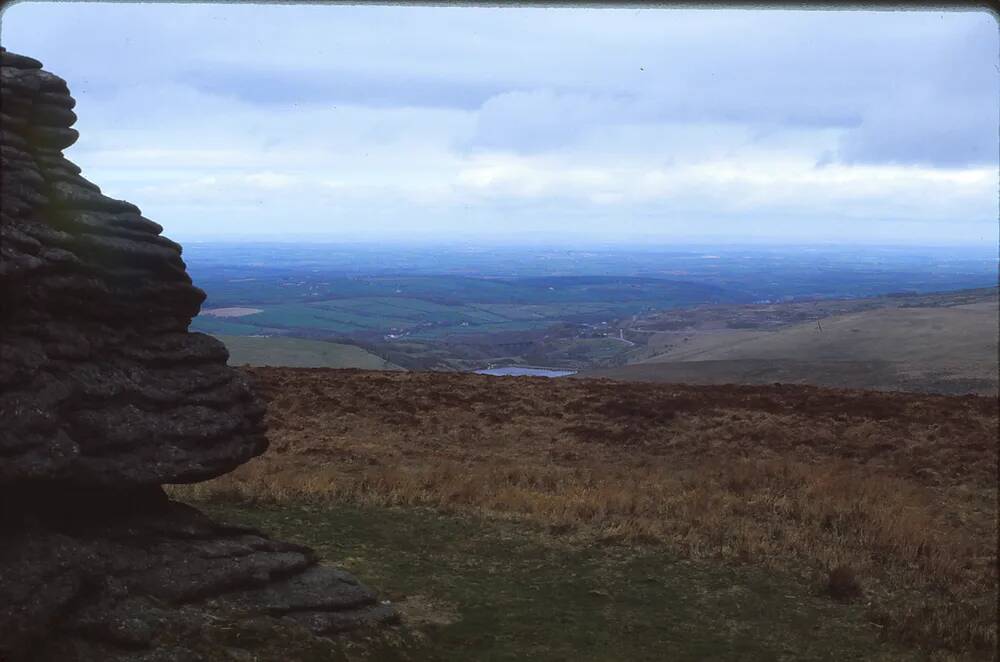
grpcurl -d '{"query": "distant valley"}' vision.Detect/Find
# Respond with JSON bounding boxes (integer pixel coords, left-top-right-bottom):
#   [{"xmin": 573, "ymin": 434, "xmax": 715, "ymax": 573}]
[{"xmin": 185, "ymin": 243, "xmax": 997, "ymax": 394}]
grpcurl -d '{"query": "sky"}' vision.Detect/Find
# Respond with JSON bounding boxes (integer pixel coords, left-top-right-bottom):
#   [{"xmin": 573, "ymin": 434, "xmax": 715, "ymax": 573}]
[{"xmin": 2, "ymin": 3, "xmax": 998, "ymax": 246}]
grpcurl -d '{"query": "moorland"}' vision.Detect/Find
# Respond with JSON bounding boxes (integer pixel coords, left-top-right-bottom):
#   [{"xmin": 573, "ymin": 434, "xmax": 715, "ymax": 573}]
[
  {"xmin": 167, "ymin": 242, "xmax": 1000, "ymax": 659},
  {"xmin": 173, "ymin": 367, "xmax": 998, "ymax": 660},
  {"xmin": 586, "ymin": 287, "xmax": 998, "ymax": 394}
]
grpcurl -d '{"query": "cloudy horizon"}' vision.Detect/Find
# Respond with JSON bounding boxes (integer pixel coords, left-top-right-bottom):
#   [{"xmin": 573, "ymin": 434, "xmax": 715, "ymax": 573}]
[{"xmin": 2, "ymin": 3, "xmax": 997, "ymax": 247}]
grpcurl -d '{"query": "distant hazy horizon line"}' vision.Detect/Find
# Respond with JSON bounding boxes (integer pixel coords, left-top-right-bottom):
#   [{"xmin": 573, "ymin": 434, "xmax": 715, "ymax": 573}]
[{"xmin": 177, "ymin": 235, "xmax": 998, "ymax": 252}]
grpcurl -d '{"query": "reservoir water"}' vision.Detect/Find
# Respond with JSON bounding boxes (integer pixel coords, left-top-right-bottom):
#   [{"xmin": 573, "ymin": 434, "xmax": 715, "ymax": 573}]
[{"xmin": 474, "ymin": 366, "xmax": 577, "ymax": 378}]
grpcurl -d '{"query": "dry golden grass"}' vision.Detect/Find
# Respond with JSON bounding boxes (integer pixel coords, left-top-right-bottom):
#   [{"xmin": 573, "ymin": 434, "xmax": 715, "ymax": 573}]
[{"xmin": 173, "ymin": 367, "xmax": 998, "ymax": 657}]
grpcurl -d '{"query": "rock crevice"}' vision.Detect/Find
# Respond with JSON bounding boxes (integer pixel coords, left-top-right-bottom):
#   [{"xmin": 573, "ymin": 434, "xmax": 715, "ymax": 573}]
[{"xmin": 0, "ymin": 48, "xmax": 395, "ymax": 661}]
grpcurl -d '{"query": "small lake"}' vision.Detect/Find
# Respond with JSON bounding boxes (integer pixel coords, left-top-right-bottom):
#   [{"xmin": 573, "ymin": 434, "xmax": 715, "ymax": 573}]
[{"xmin": 474, "ymin": 366, "xmax": 577, "ymax": 378}]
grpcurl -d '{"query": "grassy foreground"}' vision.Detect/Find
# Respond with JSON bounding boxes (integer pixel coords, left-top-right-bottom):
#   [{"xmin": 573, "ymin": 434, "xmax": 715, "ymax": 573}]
[
  {"xmin": 194, "ymin": 499, "xmax": 912, "ymax": 661},
  {"xmin": 175, "ymin": 368, "xmax": 997, "ymax": 659}
]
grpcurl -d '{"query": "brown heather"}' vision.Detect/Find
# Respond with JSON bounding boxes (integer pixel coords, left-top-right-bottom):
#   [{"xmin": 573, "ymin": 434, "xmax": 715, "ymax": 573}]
[{"xmin": 172, "ymin": 367, "xmax": 999, "ymax": 658}]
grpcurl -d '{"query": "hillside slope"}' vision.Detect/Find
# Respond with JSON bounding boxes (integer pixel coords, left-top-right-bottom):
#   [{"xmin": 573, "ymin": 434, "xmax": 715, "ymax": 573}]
[{"xmin": 588, "ymin": 299, "xmax": 998, "ymax": 394}]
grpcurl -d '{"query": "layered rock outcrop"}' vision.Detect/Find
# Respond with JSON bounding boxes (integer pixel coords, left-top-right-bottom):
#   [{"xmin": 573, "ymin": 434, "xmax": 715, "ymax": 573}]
[{"xmin": 0, "ymin": 48, "xmax": 396, "ymax": 661}]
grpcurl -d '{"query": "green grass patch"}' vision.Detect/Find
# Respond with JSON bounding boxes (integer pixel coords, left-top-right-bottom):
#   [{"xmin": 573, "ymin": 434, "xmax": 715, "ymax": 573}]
[
  {"xmin": 214, "ymin": 335, "xmax": 402, "ymax": 370},
  {"xmin": 198, "ymin": 500, "xmax": 913, "ymax": 662}
]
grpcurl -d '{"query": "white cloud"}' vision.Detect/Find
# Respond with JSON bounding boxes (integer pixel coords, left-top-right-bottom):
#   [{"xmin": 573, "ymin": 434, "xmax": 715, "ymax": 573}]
[
  {"xmin": 452, "ymin": 153, "xmax": 994, "ymax": 223},
  {"xmin": 2, "ymin": 3, "xmax": 995, "ymax": 245}
]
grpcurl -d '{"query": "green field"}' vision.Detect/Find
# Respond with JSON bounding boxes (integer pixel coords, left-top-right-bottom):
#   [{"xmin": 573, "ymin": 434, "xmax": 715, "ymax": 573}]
[
  {"xmin": 194, "ymin": 500, "xmax": 912, "ymax": 662},
  {"xmin": 190, "ymin": 276, "xmax": 740, "ymax": 342},
  {"xmin": 215, "ymin": 335, "xmax": 402, "ymax": 370}
]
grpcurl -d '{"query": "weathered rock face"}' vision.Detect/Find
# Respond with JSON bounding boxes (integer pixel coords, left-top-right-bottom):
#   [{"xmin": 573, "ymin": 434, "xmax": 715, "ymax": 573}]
[
  {"xmin": 0, "ymin": 49, "xmax": 396, "ymax": 661},
  {"xmin": 0, "ymin": 49, "xmax": 268, "ymax": 487}
]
